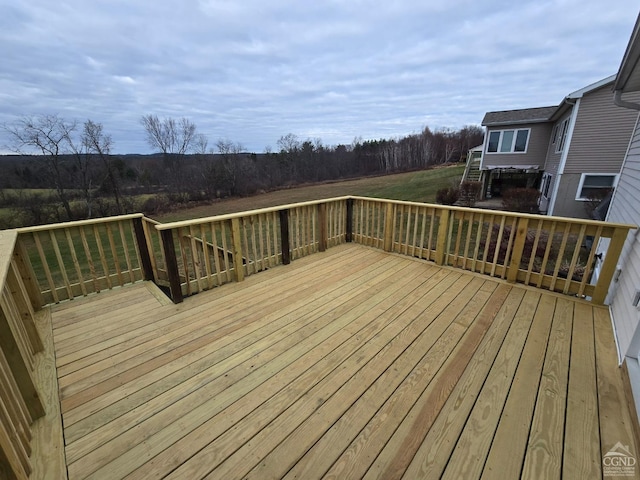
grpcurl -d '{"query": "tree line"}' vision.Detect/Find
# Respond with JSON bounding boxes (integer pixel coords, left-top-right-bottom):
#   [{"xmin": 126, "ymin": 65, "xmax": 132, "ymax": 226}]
[{"xmin": 0, "ymin": 114, "xmax": 483, "ymax": 227}]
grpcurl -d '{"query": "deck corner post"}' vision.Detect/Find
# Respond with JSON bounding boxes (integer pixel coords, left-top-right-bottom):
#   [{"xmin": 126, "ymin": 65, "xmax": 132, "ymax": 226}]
[
  {"xmin": 318, "ymin": 204, "xmax": 327, "ymax": 252},
  {"xmin": 507, "ymin": 217, "xmax": 529, "ymax": 283},
  {"xmin": 435, "ymin": 208, "xmax": 451, "ymax": 266},
  {"xmin": 346, "ymin": 198, "xmax": 354, "ymax": 243},
  {"xmin": 383, "ymin": 202, "xmax": 395, "ymax": 252},
  {"xmin": 592, "ymin": 227, "xmax": 630, "ymax": 304},
  {"xmin": 132, "ymin": 217, "xmax": 155, "ymax": 282},
  {"xmin": 279, "ymin": 209, "xmax": 291, "ymax": 265},
  {"xmin": 159, "ymin": 229, "xmax": 183, "ymax": 303}
]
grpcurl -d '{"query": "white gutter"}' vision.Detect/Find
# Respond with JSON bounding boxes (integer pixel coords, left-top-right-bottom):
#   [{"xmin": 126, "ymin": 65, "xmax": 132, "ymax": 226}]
[{"xmin": 614, "ymin": 90, "xmax": 640, "ymax": 111}]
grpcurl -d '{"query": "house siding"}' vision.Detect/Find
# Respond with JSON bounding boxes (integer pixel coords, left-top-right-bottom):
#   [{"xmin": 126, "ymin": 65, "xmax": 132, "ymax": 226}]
[
  {"xmin": 482, "ymin": 123, "xmax": 551, "ymax": 168},
  {"xmin": 607, "ymin": 118, "xmax": 640, "ymax": 360},
  {"xmin": 542, "ymin": 113, "xmax": 571, "ymax": 176},
  {"xmin": 547, "ymin": 173, "xmax": 591, "ymax": 219},
  {"xmin": 564, "ymin": 86, "xmax": 640, "ymax": 174}
]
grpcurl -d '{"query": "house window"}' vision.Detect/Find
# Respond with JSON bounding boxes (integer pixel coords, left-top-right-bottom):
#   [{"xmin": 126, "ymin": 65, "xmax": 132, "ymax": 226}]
[
  {"xmin": 555, "ymin": 118, "xmax": 569, "ymax": 153},
  {"xmin": 575, "ymin": 173, "xmax": 618, "ymax": 200},
  {"xmin": 486, "ymin": 129, "xmax": 530, "ymax": 153},
  {"xmin": 541, "ymin": 173, "xmax": 553, "ymax": 199}
]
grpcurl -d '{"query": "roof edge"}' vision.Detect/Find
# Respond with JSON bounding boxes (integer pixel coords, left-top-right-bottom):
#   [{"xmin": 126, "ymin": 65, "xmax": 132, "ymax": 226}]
[
  {"xmin": 566, "ymin": 74, "xmax": 616, "ymax": 99},
  {"xmin": 614, "ymin": 13, "xmax": 640, "ymax": 92}
]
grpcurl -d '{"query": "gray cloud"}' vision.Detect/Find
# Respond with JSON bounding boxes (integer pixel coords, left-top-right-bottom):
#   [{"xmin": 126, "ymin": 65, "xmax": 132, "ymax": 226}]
[{"xmin": 0, "ymin": 0, "xmax": 637, "ymax": 153}]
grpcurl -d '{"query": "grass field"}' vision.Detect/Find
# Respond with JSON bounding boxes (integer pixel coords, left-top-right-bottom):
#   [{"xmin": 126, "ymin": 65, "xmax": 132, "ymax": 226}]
[{"xmin": 155, "ymin": 164, "xmax": 465, "ymax": 223}]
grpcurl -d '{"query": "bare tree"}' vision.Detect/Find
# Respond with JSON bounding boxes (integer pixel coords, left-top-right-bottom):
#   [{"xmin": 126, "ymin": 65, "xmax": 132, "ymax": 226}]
[
  {"xmin": 216, "ymin": 139, "xmax": 246, "ymax": 195},
  {"xmin": 140, "ymin": 115, "xmax": 198, "ymax": 198},
  {"xmin": 3, "ymin": 115, "xmax": 77, "ymax": 220},
  {"xmin": 82, "ymin": 120, "xmax": 122, "ymax": 213}
]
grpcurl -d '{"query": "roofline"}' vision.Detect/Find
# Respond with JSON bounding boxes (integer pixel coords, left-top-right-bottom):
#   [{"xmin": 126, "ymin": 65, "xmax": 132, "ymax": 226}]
[
  {"xmin": 614, "ymin": 13, "xmax": 640, "ymax": 92},
  {"xmin": 565, "ymin": 74, "xmax": 616, "ymax": 99},
  {"xmin": 482, "ymin": 118, "xmax": 552, "ymax": 127}
]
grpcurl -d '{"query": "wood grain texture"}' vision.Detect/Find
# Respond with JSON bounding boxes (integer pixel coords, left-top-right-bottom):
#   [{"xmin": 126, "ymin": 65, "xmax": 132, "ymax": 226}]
[{"xmin": 32, "ymin": 243, "xmax": 638, "ymax": 480}]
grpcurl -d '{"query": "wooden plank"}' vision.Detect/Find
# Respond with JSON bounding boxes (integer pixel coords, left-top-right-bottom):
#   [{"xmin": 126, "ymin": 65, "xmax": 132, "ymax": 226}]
[
  {"xmin": 79, "ymin": 227, "xmax": 99, "ymax": 294},
  {"xmin": 440, "ymin": 290, "xmax": 541, "ymax": 479},
  {"xmin": 386, "ymin": 287, "xmax": 523, "ymax": 480},
  {"xmin": 49, "ymin": 230, "xmax": 73, "ymax": 300},
  {"xmin": 283, "ymin": 277, "xmax": 489, "ymax": 480},
  {"xmin": 383, "ymin": 202, "xmax": 394, "ymax": 252},
  {"xmin": 6, "ymin": 263, "xmax": 43, "ymax": 353},
  {"xmin": 520, "ymin": 297, "xmax": 574, "ymax": 480},
  {"xmin": 13, "ymin": 238, "xmax": 44, "ymax": 309},
  {"xmin": 29, "ymin": 309, "xmax": 68, "ymax": 480},
  {"xmin": 32, "ymin": 232, "xmax": 58, "ymax": 303},
  {"xmin": 92, "ymin": 224, "xmax": 112, "ymax": 290},
  {"xmin": 279, "ymin": 210, "xmax": 290, "ymax": 265},
  {"xmin": 230, "ymin": 217, "xmax": 245, "ymax": 282},
  {"xmin": 105, "ymin": 223, "xmax": 123, "ymax": 286},
  {"xmin": 507, "ymin": 217, "xmax": 529, "ymax": 283},
  {"xmin": 562, "ymin": 302, "xmax": 600, "ymax": 478},
  {"xmin": 69, "ymin": 259, "xmax": 433, "ymax": 478},
  {"xmin": 64, "ymin": 228, "xmax": 87, "ymax": 296},
  {"xmin": 132, "ymin": 218, "xmax": 154, "ymax": 282},
  {"xmin": 318, "ymin": 204, "xmax": 327, "ymax": 252},
  {"xmin": 165, "ymin": 271, "xmax": 467, "ymax": 480},
  {"xmin": 0, "ymin": 306, "xmax": 44, "ymax": 419},
  {"xmin": 160, "ymin": 230, "xmax": 183, "ymax": 303},
  {"xmin": 481, "ymin": 294, "xmax": 556, "ymax": 479},
  {"xmin": 594, "ymin": 306, "xmax": 640, "ymax": 472},
  {"xmin": 435, "ymin": 209, "xmax": 450, "ymax": 265}
]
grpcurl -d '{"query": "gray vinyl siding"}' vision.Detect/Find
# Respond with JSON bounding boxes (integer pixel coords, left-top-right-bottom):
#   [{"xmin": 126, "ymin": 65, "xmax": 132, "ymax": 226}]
[
  {"xmin": 607, "ymin": 117, "xmax": 640, "ymax": 359},
  {"xmin": 564, "ymin": 86, "xmax": 640, "ymax": 174},
  {"xmin": 482, "ymin": 123, "xmax": 551, "ymax": 168},
  {"xmin": 547, "ymin": 174, "xmax": 590, "ymax": 219},
  {"xmin": 543, "ymin": 113, "xmax": 571, "ymax": 176}
]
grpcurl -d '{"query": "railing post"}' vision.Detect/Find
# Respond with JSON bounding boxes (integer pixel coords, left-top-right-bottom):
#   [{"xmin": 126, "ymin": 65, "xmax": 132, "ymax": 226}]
[
  {"xmin": 346, "ymin": 198, "xmax": 354, "ymax": 243},
  {"xmin": 132, "ymin": 217, "xmax": 155, "ymax": 282},
  {"xmin": 507, "ymin": 217, "xmax": 529, "ymax": 283},
  {"xmin": 435, "ymin": 208, "xmax": 451, "ymax": 266},
  {"xmin": 159, "ymin": 229, "xmax": 183, "ymax": 303},
  {"xmin": 279, "ymin": 209, "xmax": 291, "ymax": 265},
  {"xmin": 230, "ymin": 217, "xmax": 245, "ymax": 281},
  {"xmin": 318, "ymin": 204, "xmax": 327, "ymax": 252},
  {"xmin": 383, "ymin": 202, "xmax": 395, "ymax": 252},
  {"xmin": 592, "ymin": 227, "xmax": 630, "ymax": 304}
]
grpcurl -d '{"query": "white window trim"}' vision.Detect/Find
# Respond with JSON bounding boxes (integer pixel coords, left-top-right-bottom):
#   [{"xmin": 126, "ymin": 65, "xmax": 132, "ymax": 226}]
[
  {"xmin": 485, "ymin": 128, "xmax": 531, "ymax": 154},
  {"xmin": 575, "ymin": 173, "xmax": 619, "ymax": 201}
]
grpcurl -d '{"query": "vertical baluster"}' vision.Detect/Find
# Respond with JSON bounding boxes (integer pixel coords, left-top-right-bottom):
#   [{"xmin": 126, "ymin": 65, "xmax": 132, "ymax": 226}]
[
  {"xmin": 178, "ymin": 227, "xmax": 192, "ymax": 296},
  {"xmin": 250, "ymin": 217, "xmax": 259, "ymax": 273},
  {"xmin": 187, "ymin": 224, "xmax": 202, "ymax": 293},
  {"xmin": 537, "ymin": 221, "xmax": 557, "ymax": 288},
  {"xmin": 490, "ymin": 216, "xmax": 507, "ymax": 277},
  {"xmin": 525, "ymin": 219, "xmax": 544, "ymax": 285},
  {"xmin": 93, "ymin": 224, "xmax": 111, "ymax": 289},
  {"xmin": 48, "ymin": 230, "xmax": 72, "ymax": 300},
  {"xmin": 121, "ymin": 222, "xmax": 136, "ymax": 283},
  {"xmin": 64, "ymin": 228, "xmax": 86, "ymax": 296},
  {"xmin": 462, "ymin": 212, "xmax": 474, "ymax": 270},
  {"xmin": 550, "ymin": 223, "xmax": 571, "ymax": 291},
  {"xmin": 106, "ymin": 223, "xmax": 123, "ymax": 286},
  {"xmin": 563, "ymin": 224, "xmax": 587, "ymax": 294},
  {"xmin": 200, "ymin": 224, "xmax": 213, "ymax": 289},
  {"xmin": 258, "ymin": 214, "xmax": 265, "ymax": 270},
  {"xmin": 79, "ymin": 226, "xmax": 98, "ymax": 293},
  {"xmin": 210, "ymin": 223, "xmax": 223, "ymax": 286},
  {"xmin": 500, "ymin": 217, "xmax": 518, "ymax": 279},
  {"xmin": 472, "ymin": 213, "xmax": 484, "ymax": 273}
]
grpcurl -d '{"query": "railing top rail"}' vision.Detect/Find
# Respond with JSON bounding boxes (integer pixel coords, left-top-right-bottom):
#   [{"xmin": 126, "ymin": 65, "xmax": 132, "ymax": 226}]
[
  {"xmin": 0, "ymin": 229, "xmax": 17, "ymax": 287},
  {"xmin": 16, "ymin": 213, "xmax": 145, "ymax": 233},
  {"xmin": 348, "ymin": 196, "xmax": 638, "ymax": 231},
  {"xmin": 155, "ymin": 196, "xmax": 352, "ymax": 231}
]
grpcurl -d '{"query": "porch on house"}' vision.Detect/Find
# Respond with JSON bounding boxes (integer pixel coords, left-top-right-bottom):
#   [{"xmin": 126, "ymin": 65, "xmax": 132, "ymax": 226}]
[{"xmin": 50, "ymin": 243, "xmax": 637, "ymax": 479}]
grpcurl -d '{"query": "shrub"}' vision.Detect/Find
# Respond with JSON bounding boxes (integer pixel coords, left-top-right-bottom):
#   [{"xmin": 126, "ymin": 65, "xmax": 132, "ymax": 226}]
[
  {"xmin": 501, "ymin": 188, "xmax": 540, "ymax": 214},
  {"xmin": 458, "ymin": 181, "xmax": 482, "ymax": 207},
  {"xmin": 436, "ymin": 186, "xmax": 459, "ymax": 205}
]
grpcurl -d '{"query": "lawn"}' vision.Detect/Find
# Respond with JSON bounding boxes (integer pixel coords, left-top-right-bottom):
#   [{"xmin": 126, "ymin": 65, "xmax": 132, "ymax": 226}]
[{"xmin": 155, "ymin": 164, "xmax": 465, "ymax": 223}]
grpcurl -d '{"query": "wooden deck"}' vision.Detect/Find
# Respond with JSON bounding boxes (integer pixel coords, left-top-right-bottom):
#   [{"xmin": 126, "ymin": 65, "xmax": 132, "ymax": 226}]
[{"xmin": 48, "ymin": 243, "xmax": 638, "ymax": 479}]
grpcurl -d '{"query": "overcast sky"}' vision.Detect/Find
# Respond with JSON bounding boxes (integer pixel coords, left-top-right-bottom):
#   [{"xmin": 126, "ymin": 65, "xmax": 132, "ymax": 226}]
[{"xmin": 0, "ymin": 1, "xmax": 637, "ymax": 154}]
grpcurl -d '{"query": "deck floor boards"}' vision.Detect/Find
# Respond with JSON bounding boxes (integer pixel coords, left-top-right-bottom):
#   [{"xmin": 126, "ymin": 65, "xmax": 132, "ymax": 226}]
[{"xmin": 47, "ymin": 243, "xmax": 638, "ymax": 479}]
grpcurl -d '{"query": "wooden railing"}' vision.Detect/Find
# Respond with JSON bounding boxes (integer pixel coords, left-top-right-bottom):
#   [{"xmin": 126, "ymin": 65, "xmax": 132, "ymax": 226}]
[
  {"xmin": 154, "ymin": 198, "xmax": 348, "ymax": 302},
  {"xmin": 0, "ymin": 230, "xmax": 45, "ymax": 479},
  {"xmin": 15, "ymin": 214, "xmax": 154, "ymax": 305},
  {"xmin": 350, "ymin": 197, "xmax": 634, "ymax": 304},
  {"xmin": 0, "ymin": 195, "xmax": 634, "ymax": 477}
]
